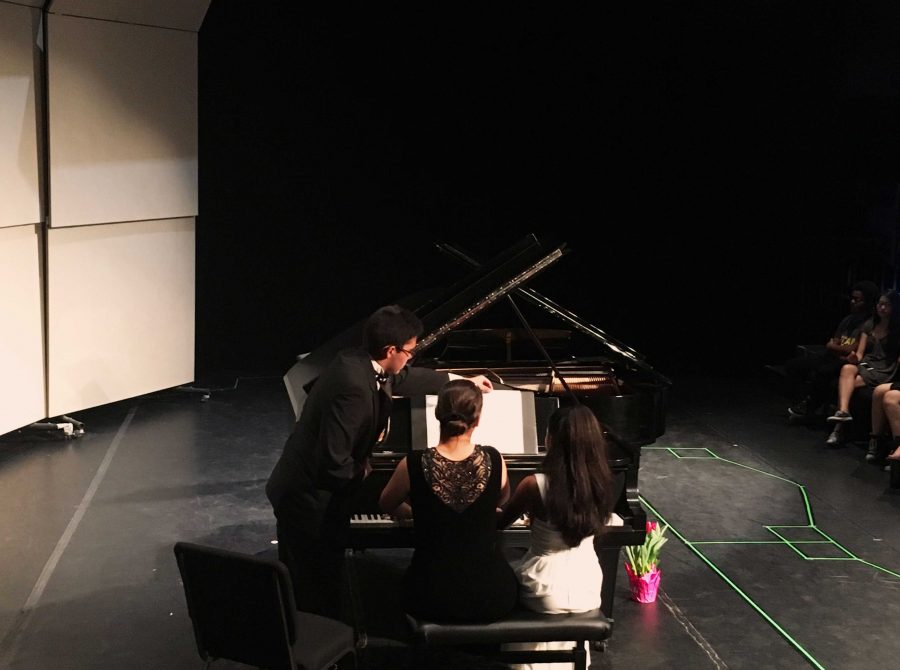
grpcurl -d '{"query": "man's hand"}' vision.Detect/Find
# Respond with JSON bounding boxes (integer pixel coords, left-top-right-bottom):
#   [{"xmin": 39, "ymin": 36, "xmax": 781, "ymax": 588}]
[{"xmin": 468, "ymin": 374, "xmax": 494, "ymax": 393}]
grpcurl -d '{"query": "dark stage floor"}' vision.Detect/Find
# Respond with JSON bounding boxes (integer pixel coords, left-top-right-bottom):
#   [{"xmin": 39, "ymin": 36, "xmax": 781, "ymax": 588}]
[{"xmin": 1, "ymin": 373, "xmax": 898, "ymax": 669}]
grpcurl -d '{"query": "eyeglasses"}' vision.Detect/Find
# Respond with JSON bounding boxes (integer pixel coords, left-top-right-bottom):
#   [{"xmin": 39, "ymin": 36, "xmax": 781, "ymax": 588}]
[{"xmin": 398, "ymin": 347, "xmax": 417, "ymax": 360}]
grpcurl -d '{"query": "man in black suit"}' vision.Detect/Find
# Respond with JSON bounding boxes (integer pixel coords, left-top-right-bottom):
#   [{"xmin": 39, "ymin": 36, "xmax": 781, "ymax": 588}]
[{"xmin": 266, "ymin": 304, "xmax": 492, "ymax": 617}]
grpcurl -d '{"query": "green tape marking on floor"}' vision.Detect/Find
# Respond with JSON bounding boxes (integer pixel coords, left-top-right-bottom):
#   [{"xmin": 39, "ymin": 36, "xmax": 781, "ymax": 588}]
[{"xmin": 638, "ymin": 446, "xmax": 900, "ymax": 669}]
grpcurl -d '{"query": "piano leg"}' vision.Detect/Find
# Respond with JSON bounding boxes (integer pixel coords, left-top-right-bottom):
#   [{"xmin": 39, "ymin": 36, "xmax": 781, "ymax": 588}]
[{"xmin": 597, "ymin": 545, "xmax": 622, "ymax": 620}]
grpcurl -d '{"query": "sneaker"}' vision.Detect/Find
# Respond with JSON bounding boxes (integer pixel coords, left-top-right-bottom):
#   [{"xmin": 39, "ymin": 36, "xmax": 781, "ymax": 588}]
[
  {"xmin": 825, "ymin": 428, "xmax": 843, "ymax": 447},
  {"xmin": 827, "ymin": 410, "xmax": 853, "ymax": 423},
  {"xmin": 788, "ymin": 399, "xmax": 810, "ymax": 418},
  {"xmin": 866, "ymin": 437, "xmax": 880, "ymax": 462}
]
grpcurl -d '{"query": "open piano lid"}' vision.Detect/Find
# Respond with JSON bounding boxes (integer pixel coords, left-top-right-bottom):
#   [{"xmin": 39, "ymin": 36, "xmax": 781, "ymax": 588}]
[
  {"xmin": 284, "ymin": 234, "xmax": 567, "ymax": 420},
  {"xmin": 433, "ymin": 239, "xmax": 672, "ymax": 387}
]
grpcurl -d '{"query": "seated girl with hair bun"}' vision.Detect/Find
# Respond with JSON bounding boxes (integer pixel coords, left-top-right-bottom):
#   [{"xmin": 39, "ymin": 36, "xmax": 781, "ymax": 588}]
[{"xmin": 379, "ymin": 379, "xmax": 518, "ymax": 623}]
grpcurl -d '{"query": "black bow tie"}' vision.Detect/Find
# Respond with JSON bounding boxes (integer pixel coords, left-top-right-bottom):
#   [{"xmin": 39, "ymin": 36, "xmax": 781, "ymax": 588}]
[{"xmin": 375, "ymin": 371, "xmax": 389, "ymax": 385}]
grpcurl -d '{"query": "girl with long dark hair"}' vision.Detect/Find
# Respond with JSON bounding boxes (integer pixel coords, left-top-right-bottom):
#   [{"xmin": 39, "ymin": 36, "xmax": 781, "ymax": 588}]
[{"xmin": 499, "ymin": 404, "xmax": 615, "ymax": 669}]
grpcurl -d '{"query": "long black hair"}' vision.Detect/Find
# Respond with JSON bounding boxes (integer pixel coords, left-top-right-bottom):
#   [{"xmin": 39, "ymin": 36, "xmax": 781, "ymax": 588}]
[
  {"xmin": 542, "ymin": 405, "xmax": 614, "ymax": 547},
  {"xmin": 875, "ymin": 290, "xmax": 900, "ymax": 360}
]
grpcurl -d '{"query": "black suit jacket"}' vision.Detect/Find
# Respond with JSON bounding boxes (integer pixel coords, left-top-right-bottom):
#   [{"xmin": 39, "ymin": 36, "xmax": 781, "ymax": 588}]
[{"xmin": 266, "ymin": 347, "xmax": 449, "ymax": 528}]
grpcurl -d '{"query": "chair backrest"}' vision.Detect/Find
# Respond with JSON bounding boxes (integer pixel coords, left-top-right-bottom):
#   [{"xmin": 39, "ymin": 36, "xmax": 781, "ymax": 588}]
[{"xmin": 173, "ymin": 541, "xmax": 298, "ymax": 670}]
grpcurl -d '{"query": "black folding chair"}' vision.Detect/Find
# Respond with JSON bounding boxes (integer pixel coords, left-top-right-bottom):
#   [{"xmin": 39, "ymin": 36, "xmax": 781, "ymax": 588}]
[{"xmin": 173, "ymin": 541, "xmax": 356, "ymax": 670}]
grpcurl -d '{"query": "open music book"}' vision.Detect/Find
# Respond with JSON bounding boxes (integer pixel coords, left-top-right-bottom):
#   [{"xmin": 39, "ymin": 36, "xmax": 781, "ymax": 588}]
[{"xmin": 424, "ymin": 389, "xmax": 539, "ymax": 454}]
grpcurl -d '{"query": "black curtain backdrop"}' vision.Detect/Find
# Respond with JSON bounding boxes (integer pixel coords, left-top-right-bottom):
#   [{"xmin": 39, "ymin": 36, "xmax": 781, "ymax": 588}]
[{"xmin": 196, "ymin": 1, "xmax": 900, "ymax": 381}]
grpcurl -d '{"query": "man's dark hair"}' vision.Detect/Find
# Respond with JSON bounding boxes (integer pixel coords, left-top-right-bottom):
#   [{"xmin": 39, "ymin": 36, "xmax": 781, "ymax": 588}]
[
  {"xmin": 363, "ymin": 304, "xmax": 424, "ymax": 358},
  {"xmin": 851, "ymin": 280, "xmax": 880, "ymax": 314}
]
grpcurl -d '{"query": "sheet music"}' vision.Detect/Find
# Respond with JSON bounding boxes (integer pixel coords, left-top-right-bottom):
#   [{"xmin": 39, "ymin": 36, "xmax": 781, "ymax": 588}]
[{"xmin": 424, "ymin": 389, "xmax": 538, "ymax": 454}]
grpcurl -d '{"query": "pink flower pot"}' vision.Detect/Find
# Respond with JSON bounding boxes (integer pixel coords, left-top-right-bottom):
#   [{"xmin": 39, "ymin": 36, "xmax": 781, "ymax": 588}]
[{"xmin": 625, "ymin": 563, "xmax": 661, "ymax": 603}]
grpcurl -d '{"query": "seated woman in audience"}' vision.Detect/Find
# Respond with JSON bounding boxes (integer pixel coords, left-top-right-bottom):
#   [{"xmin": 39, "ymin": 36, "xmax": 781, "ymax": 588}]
[
  {"xmin": 826, "ymin": 290, "xmax": 900, "ymax": 446},
  {"xmin": 870, "ymin": 381, "xmax": 900, "ymax": 462},
  {"xmin": 786, "ymin": 280, "xmax": 878, "ymax": 420},
  {"xmin": 379, "ymin": 379, "xmax": 518, "ymax": 623},
  {"xmin": 498, "ymin": 404, "xmax": 615, "ymax": 670}
]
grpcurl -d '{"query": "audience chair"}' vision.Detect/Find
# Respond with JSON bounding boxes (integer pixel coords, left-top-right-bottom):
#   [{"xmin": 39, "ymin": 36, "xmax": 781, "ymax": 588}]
[{"xmin": 173, "ymin": 541, "xmax": 356, "ymax": 670}]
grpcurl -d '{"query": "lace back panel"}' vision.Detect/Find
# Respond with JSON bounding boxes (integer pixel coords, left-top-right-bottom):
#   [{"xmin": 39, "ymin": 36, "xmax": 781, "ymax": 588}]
[{"xmin": 421, "ymin": 445, "xmax": 492, "ymax": 512}]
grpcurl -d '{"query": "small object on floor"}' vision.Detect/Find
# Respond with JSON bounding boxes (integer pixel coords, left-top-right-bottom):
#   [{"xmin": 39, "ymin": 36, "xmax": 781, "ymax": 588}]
[
  {"xmin": 827, "ymin": 410, "xmax": 853, "ymax": 423},
  {"xmin": 787, "ymin": 399, "xmax": 809, "ymax": 418}
]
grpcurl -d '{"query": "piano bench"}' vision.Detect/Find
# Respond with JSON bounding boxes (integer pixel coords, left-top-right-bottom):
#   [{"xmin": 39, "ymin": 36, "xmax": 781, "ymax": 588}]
[{"xmin": 405, "ymin": 607, "xmax": 612, "ymax": 670}]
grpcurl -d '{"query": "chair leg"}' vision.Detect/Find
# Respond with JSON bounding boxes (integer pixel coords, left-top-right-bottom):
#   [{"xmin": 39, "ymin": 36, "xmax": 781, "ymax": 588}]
[{"xmin": 572, "ymin": 640, "xmax": 587, "ymax": 670}]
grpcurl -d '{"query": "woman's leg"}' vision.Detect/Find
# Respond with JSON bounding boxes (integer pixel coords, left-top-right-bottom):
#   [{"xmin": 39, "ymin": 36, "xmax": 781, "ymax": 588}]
[
  {"xmin": 866, "ymin": 384, "xmax": 891, "ymax": 460},
  {"xmin": 827, "ymin": 375, "xmax": 864, "ymax": 444},
  {"xmin": 884, "ymin": 390, "xmax": 900, "ymax": 459},
  {"xmin": 871, "ymin": 384, "xmax": 890, "ymax": 435},
  {"xmin": 836, "ymin": 365, "xmax": 860, "ymax": 413}
]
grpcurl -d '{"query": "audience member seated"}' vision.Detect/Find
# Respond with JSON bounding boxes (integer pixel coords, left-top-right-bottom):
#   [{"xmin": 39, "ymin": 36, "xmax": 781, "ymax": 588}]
[
  {"xmin": 785, "ymin": 281, "xmax": 878, "ymax": 421},
  {"xmin": 379, "ymin": 379, "xmax": 518, "ymax": 624},
  {"xmin": 498, "ymin": 404, "xmax": 615, "ymax": 670},
  {"xmin": 826, "ymin": 290, "xmax": 900, "ymax": 447},
  {"xmin": 875, "ymin": 382, "xmax": 900, "ymax": 463}
]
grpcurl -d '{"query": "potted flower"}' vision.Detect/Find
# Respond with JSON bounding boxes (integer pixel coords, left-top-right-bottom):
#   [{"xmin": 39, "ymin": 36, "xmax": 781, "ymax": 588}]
[{"xmin": 623, "ymin": 521, "xmax": 668, "ymax": 603}]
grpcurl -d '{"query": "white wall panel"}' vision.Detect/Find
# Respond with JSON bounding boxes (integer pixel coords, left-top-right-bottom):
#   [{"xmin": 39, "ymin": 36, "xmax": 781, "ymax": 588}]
[
  {"xmin": 48, "ymin": 14, "xmax": 197, "ymax": 228},
  {"xmin": 0, "ymin": 2, "xmax": 41, "ymax": 228},
  {"xmin": 47, "ymin": 218, "xmax": 195, "ymax": 416},
  {"xmin": 0, "ymin": 225, "xmax": 45, "ymax": 435},
  {"xmin": 50, "ymin": 0, "xmax": 211, "ymax": 32}
]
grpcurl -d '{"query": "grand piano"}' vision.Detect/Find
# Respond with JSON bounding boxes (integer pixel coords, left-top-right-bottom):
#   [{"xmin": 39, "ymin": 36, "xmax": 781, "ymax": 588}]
[{"xmin": 283, "ymin": 234, "xmax": 670, "ymax": 618}]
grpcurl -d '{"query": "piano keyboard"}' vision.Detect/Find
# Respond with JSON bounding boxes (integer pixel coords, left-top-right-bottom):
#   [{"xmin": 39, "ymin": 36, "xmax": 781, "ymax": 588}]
[
  {"xmin": 350, "ymin": 513, "xmax": 412, "ymax": 528},
  {"xmin": 349, "ymin": 514, "xmax": 621, "ymax": 528},
  {"xmin": 350, "ymin": 514, "xmax": 530, "ymax": 528},
  {"xmin": 345, "ymin": 512, "xmax": 629, "ymax": 553}
]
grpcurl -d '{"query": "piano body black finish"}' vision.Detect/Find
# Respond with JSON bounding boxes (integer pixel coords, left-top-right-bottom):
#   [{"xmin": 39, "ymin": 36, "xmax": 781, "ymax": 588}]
[{"xmin": 283, "ymin": 234, "xmax": 671, "ymax": 619}]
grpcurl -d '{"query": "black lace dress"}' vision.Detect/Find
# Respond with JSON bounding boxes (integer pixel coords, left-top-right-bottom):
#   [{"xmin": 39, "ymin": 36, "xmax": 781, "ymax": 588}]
[{"xmin": 402, "ymin": 445, "xmax": 518, "ymax": 623}]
